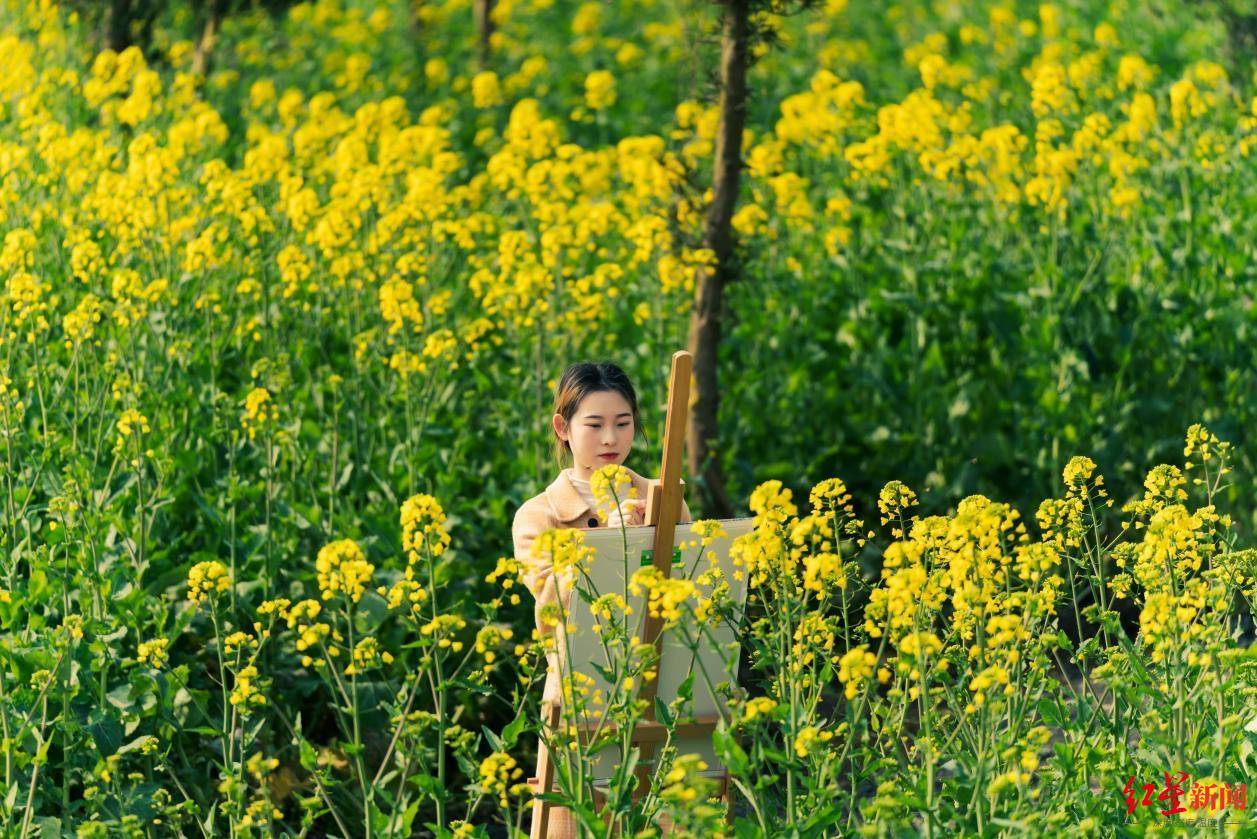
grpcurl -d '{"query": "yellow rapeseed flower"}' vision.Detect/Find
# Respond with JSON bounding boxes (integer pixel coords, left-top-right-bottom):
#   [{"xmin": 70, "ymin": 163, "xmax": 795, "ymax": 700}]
[
  {"xmin": 401, "ymin": 493, "xmax": 452, "ymax": 567},
  {"xmin": 187, "ymin": 561, "xmax": 231, "ymax": 604},
  {"xmin": 229, "ymin": 664, "xmax": 266, "ymax": 710},
  {"xmin": 838, "ymin": 645, "xmax": 877, "ymax": 700},
  {"xmin": 241, "ymin": 387, "xmax": 278, "ymax": 441},
  {"xmin": 743, "ymin": 696, "xmax": 778, "ymax": 722},
  {"xmin": 136, "ymin": 637, "xmax": 170, "ymax": 668},
  {"xmin": 315, "ymin": 539, "xmax": 374, "ymax": 603},
  {"xmin": 584, "ymin": 70, "xmax": 616, "ymax": 110},
  {"xmin": 479, "ymin": 752, "xmax": 524, "ymax": 808}
]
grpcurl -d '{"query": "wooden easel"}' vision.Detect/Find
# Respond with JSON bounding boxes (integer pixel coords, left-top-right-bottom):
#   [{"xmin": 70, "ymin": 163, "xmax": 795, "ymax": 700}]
[{"xmin": 529, "ymin": 351, "xmax": 734, "ymax": 837}]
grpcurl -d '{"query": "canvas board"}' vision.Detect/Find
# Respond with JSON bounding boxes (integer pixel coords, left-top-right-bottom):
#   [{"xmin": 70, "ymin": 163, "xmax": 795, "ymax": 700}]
[{"xmin": 555, "ymin": 517, "xmax": 756, "ymax": 780}]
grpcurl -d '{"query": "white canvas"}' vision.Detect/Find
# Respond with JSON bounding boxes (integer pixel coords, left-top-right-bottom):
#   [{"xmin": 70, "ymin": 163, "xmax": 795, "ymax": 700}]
[{"xmin": 554, "ymin": 517, "xmax": 756, "ymax": 781}]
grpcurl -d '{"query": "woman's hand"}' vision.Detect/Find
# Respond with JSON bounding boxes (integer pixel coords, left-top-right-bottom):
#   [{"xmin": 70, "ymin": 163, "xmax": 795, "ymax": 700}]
[{"xmin": 605, "ymin": 498, "xmax": 645, "ymax": 528}]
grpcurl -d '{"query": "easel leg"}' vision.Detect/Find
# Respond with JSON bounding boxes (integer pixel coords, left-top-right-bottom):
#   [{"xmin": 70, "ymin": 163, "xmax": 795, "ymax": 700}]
[{"xmin": 530, "ymin": 701, "xmax": 562, "ymax": 839}]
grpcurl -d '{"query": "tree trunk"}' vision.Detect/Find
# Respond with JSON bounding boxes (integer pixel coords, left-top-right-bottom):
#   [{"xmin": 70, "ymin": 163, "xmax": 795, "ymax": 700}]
[
  {"xmin": 192, "ymin": 0, "xmax": 230, "ymax": 77},
  {"xmin": 136, "ymin": 3, "xmax": 158, "ymax": 52},
  {"xmin": 106, "ymin": 0, "xmax": 133, "ymax": 51},
  {"xmin": 1213, "ymin": 1, "xmax": 1257, "ymax": 70},
  {"xmin": 685, "ymin": 0, "xmax": 749, "ymax": 520},
  {"xmin": 474, "ymin": 0, "xmax": 494, "ymax": 69}
]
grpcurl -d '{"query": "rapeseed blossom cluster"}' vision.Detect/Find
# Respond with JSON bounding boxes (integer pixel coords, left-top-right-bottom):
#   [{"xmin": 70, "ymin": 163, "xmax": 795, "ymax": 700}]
[
  {"xmin": 877, "ymin": 480, "xmax": 918, "ymax": 535},
  {"xmin": 400, "ymin": 493, "xmax": 452, "ymax": 567},
  {"xmin": 802, "ymin": 550, "xmax": 846, "ymax": 594},
  {"xmin": 223, "ymin": 631, "xmax": 258, "ymax": 656},
  {"xmin": 864, "ymin": 539, "xmax": 939, "ymax": 641},
  {"xmin": 241, "ymin": 387, "xmax": 278, "ymax": 441},
  {"xmin": 1183, "ymin": 422, "xmax": 1230, "ymax": 464},
  {"xmin": 229, "ymin": 665, "xmax": 266, "ymax": 711},
  {"xmin": 478, "ymin": 752, "xmax": 525, "ymax": 809},
  {"xmin": 749, "ymin": 479, "xmax": 798, "ymax": 529},
  {"xmin": 743, "ymin": 696, "xmax": 777, "ymax": 722},
  {"xmin": 136, "ymin": 637, "xmax": 170, "ymax": 668},
  {"xmin": 346, "ymin": 637, "xmax": 393, "ymax": 675},
  {"xmin": 590, "ymin": 463, "xmax": 636, "ymax": 521},
  {"xmin": 474, "ymin": 624, "xmax": 514, "ymax": 666},
  {"xmin": 286, "ymin": 599, "xmax": 335, "ymax": 669},
  {"xmin": 791, "ymin": 613, "xmax": 837, "ymax": 680},
  {"xmin": 420, "ymin": 614, "xmax": 467, "ymax": 653},
  {"xmin": 315, "ymin": 539, "xmax": 374, "ymax": 602},
  {"xmin": 793, "ymin": 724, "xmax": 835, "ymax": 758},
  {"xmin": 629, "ymin": 565, "xmax": 696, "ymax": 627},
  {"xmin": 379, "ymin": 578, "xmax": 429, "ymax": 616},
  {"xmin": 115, "ymin": 408, "xmax": 149, "ymax": 439},
  {"xmin": 658, "ymin": 753, "xmax": 717, "ymax": 808},
  {"xmin": 837, "ymin": 645, "xmax": 876, "ymax": 700},
  {"xmin": 730, "ymin": 524, "xmax": 788, "ymax": 589},
  {"xmin": 187, "ymin": 561, "xmax": 231, "ymax": 604},
  {"xmin": 530, "ymin": 527, "xmax": 595, "ymax": 587},
  {"xmin": 584, "ymin": 70, "xmax": 616, "ymax": 111}
]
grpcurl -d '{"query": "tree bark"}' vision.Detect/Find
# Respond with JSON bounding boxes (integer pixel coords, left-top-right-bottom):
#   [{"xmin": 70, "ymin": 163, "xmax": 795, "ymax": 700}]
[
  {"xmin": 474, "ymin": 0, "xmax": 494, "ymax": 70},
  {"xmin": 105, "ymin": 0, "xmax": 133, "ymax": 51},
  {"xmin": 192, "ymin": 0, "xmax": 231, "ymax": 77},
  {"xmin": 685, "ymin": 0, "xmax": 749, "ymax": 520},
  {"xmin": 1212, "ymin": 1, "xmax": 1257, "ymax": 68}
]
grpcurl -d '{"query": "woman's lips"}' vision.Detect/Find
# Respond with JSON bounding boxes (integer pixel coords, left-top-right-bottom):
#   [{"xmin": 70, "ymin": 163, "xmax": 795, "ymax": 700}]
[{"xmin": 598, "ymin": 453, "xmax": 618, "ymax": 460}]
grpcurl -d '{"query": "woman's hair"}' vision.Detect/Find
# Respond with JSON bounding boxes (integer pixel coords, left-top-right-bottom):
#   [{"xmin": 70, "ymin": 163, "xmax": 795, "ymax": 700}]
[{"xmin": 552, "ymin": 361, "xmax": 647, "ymax": 465}]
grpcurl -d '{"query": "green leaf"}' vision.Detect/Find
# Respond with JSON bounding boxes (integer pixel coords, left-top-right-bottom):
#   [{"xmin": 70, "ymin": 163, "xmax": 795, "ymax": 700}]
[
  {"xmin": 186, "ymin": 726, "xmax": 221, "ymax": 737},
  {"xmin": 655, "ymin": 697, "xmax": 674, "ymax": 728},
  {"xmin": 415, "ymin": 773, "xmax": 446, "ymax": 801},
  {"xmin": 1052, "ymin": 741, "xmax": 1075, "ymax": 774},
  {"xmin": 712, "ymin": 727, "xmax": 749, "ymax": 776},
  {"xmin": 88, "ymin": 719, "xmax": 123, "ymax": 756},
  {"xmin": 299, "ymin": 738, "xmax": 318, "ymax": 770},
  {"xmin": 369, "ymin": 800, "xmax": 391, "ymax": 834},
  {"xmin": 102, "ymin": 685, "xmax": 131, "ymax": 717},
  {"xmin": 398, "ymin": 799, "xmax": 421, "ymax": 834},
  {"xmin": 676, "ymin": 673, "xmax": 695, "ymax": 707},
  {"xmin": 799, "ymin": 803, "xmax": 845, "ymax": 831},
  {"xmin": 501, "ymin": 712, "xmax": 527, "ymax": 749},
  {"xmin": 1037, "ymin": 697, "xmax": 1063, "ymax": 729},
  {"xmin": 33, "ymin": 736, "xmax": 51, "ymax": 766}
]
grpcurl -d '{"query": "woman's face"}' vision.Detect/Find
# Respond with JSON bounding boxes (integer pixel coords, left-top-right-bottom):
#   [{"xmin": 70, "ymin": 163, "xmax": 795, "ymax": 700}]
[{"xmin": 554, "ymin": 390, "xmax": 636, "ymax": 479}]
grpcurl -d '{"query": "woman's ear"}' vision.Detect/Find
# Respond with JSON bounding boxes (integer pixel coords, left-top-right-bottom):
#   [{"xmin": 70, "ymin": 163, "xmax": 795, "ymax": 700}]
[{"xmin": 552, "ymin": 413, "xmax": 567, "ymax": 443}]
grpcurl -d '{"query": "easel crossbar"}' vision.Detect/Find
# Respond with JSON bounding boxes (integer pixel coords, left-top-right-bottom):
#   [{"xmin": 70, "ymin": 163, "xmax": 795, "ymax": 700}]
[{"xmin": 574, "ymin": 714, "xmax": 723, "ymax": 745}]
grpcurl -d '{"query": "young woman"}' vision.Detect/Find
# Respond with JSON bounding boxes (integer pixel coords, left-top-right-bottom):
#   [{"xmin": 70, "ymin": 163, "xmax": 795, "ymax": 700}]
[{"xmin": 511, "ymin": 361, "xmax": 691, "ymax": 837}]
